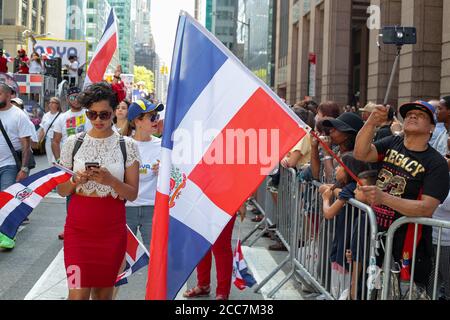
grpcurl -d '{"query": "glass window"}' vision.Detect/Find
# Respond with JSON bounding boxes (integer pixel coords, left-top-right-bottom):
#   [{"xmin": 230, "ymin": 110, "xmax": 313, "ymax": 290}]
[
  {"xmin": 22, "ymin": 1, "xmax": 28, "ymax": 26},
  {"xmin": 32, "ymin": 15, "xmax": 37, "ymax": 31}
]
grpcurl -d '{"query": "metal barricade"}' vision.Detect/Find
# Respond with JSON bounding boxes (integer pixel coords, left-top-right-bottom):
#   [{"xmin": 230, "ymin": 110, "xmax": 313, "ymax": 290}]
[
  {"xmin": 247, "ymin": 171, "xmax": 381, "ymax": 299},
  {"xmin": 292, "ymin": 181, "xmax": 379, "ymax": 300},
  {"xmin": 381, "ymin": 217, "xmax": 450, "ymax": 300},
  {"xmin": 251, "ymin": 166, "xmax": 298, "ymax": 297},
  {"xmin": 241, "ymin": 175, "xmax": 277, "ymax": 246}
]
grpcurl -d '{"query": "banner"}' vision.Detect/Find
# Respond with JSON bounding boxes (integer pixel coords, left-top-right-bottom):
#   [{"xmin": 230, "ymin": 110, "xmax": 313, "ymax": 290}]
[{"xmin": 27, "ymin": 38, "xmax": 88, "ymax": 69}]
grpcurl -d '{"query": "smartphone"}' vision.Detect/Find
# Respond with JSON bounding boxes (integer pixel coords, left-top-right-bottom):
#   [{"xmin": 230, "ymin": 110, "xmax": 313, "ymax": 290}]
[{"xmin": 85, "ymin": 162, "xmax": 100, "ymax": 170}]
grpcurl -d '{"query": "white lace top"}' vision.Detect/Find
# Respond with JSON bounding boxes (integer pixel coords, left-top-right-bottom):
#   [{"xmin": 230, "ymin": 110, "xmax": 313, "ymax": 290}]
[{"xmin": 59, "ymin": 132, "xmax": 141, "ymax": 198}]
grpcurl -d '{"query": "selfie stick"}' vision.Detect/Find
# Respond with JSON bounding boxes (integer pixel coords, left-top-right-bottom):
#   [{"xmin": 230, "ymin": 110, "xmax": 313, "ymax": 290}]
[{"xmin": 383, "ymin": 45, "xmax": 402, "ymax": 106}]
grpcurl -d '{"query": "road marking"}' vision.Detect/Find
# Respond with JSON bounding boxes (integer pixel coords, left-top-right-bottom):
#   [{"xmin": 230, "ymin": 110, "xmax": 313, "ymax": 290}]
[
  {"xmin": 24, "ymin": 248, "xmax": 67, "ymax": 300},
  {"xmin": 175, "ymin": 282, "xmax": 188, "ymax": 300},
  {"xmin": 242, "ymin": 246, "xmax": 303, "ymax": 300}
]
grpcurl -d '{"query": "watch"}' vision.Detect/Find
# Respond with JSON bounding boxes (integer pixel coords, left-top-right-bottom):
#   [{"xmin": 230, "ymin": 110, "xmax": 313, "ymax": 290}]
[{"xmin": 21, "ymin": 166, "xmax": 30, "ymax": 173}]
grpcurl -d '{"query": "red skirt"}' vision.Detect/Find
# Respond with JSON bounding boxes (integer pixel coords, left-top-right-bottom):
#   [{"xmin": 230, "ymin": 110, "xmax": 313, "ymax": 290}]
[{"xmin": 64, "ymin": 194, "xmax": 126, "ymax": 288}]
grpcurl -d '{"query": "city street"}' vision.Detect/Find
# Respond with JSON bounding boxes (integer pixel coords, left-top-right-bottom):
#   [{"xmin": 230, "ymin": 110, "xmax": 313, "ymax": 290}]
[{"xmin": 0, "ymin": 155, "xmax": 304, "ymax": 300}]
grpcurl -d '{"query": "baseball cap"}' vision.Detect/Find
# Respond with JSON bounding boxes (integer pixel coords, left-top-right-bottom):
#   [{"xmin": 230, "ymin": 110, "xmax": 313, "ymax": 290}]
[
  {"xmin": 128, "ymin": 99, "xmax": 164, "ymax": 121},
  {"xmin": 67, "ymin": 86, "xmax": 81, "ymax": 96},
  {"xmin": 359, "ymin": 102, "xmax": 377, "ymax": 113},
  {"xmin": 399, "ymin": 100, "xmax": 436, "ymax": 124},
  {"xmin": 440, "ymin": 96, "xmax": 450, "ymax": 108},
  {"xmin": 11, "ymin": 97, "xmax": 24, "ymax": 106},
  {"xmin": 322, "ymin": 112, "xmax": 364, "ymax": 134}
]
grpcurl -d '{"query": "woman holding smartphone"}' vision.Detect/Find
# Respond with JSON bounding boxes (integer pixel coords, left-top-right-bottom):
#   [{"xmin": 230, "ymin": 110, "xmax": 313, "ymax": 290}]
[{"xmin": 57, "ymin": 83, "xmax": 140, "ymax": 300}]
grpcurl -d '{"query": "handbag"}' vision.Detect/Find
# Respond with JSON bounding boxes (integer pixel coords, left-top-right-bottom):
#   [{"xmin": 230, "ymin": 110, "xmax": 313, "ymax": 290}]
[
  {"xmin": 33, "ymin": 112, "xmax": 61, "ymax": 155},
  {"xmin": 0, "ymin": 118, "xmax": 36, "ymax": 170}
]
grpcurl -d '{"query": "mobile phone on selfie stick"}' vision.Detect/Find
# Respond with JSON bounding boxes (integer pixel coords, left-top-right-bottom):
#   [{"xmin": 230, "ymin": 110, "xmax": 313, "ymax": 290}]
[{"xmin": 380, "ymin": 26, "xmax": 417, "ymax": 106}]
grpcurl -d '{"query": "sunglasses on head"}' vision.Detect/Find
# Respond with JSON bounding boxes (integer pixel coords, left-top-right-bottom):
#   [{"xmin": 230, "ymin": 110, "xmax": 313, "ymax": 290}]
[{"xmin": 86, "ymin": 110, "xmax": 112, "ymax": 121}]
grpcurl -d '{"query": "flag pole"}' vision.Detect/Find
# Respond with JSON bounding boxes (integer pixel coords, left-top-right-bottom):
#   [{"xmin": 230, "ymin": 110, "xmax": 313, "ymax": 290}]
[{"xmin": 309, "ymin": 130, "xmax": 362, "ymax": 186}]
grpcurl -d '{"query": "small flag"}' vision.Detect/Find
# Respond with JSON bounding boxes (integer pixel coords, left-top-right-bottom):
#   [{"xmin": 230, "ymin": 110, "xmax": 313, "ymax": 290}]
[
  {"xmin": 115, "ymin": 225, "xmax": 150, "ymax": 286},
  {"xmin": 232, "ymin": 239, "xmax": 256, "ymax": 290},
  {"xmin": 0, "ymin": 167, "xmax": 72, "ymax": 239},
  {"xmin": 4, "ymin": 53, "xmax": 14, "ymax": 63}
]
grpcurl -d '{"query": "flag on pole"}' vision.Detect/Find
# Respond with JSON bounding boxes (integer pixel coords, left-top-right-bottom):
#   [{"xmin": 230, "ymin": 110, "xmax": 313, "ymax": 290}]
[
  {"xmin": 232, "ymin": 239, "xmax": 256, "ymax": 290},
  {"xmin": 0, "ymin": 167, "xmax": 72, "ymax": 239},
  {"xmin": 145, "ymin": 12, "xmax": 309, "ymax": 300},
  {"xmin": 83, "ymin": 8, "xmax": 118, "ymax": 89},
  {"xmin": 115, "ymin": 225, "xmax": 150, "ymax": 286}
]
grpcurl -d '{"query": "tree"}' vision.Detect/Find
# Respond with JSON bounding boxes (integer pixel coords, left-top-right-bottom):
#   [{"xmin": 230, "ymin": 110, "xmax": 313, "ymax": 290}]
[{"xmin": 134, "ymin": 65, "xmax": 155, "ymax": 93}]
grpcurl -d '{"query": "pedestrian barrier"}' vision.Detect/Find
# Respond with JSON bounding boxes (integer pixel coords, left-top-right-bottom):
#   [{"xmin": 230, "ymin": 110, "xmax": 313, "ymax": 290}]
[
  {"xmin": 246, "ymin": 166, "xmax": 380, "ymax": 300},
  {"xmin": 244, "ymin": 166, "xmax": 450, "ymax": 300},
  {"xmin": 380, "ymin": 217, "xmax": 450, "ymax": 300}
]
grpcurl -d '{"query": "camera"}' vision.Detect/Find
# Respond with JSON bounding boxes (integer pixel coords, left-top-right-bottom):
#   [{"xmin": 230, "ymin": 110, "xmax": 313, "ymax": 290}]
[{"xmin": 381, "ymin": 26, "xmax": 417, "ymax": 46}]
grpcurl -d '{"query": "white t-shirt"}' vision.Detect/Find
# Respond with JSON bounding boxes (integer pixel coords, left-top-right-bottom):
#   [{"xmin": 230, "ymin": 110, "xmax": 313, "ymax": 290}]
[
  {"xmin": 126, "ymin": 137, "xmax": 162, "ymax": 207},
  {"xmin": 20, "ymin": 109, "xmax": 38, "ymax": 143},
  {"xmin": 53, "ymin": 109, "xmax": 92, "ymax": 144},
  {"xmin": 29, "ymin": 60, "xmax": 43, "ymax": 74},
  {"xmin": 0, "ymin": 106, "xmax": 36, "ymax": 167},
  {"xmin": 40, "ymin": 111, "xmax": 61, "ymax": 140},
  {"xmin": 68, "ymin": 61, "xmax": 79, "ymax": 77}
]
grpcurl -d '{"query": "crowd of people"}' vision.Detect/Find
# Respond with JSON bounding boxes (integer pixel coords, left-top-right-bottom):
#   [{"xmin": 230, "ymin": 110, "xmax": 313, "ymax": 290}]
[
  {"xmin": 248, "ymin": 97, "xmax": 450, "ymax": 300},
  {"xmin": 1, "ymin": 60, "xmax": 450, "ymax": 300}
]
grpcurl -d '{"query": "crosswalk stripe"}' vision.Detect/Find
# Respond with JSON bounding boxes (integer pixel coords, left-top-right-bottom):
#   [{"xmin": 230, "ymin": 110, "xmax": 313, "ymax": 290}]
[{"xmin": 24, "ymin": 248, "xmax": 67, "ymax": 300}]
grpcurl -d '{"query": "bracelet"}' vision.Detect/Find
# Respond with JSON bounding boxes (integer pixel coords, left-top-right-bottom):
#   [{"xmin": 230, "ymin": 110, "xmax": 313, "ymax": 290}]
[
  {"xmin": 69, "ymin": 176, "xmax": 77, "ymax": 186},
  {"xmin": 323, "ymin": 156, "xmax": 333, "ymax": 161}
]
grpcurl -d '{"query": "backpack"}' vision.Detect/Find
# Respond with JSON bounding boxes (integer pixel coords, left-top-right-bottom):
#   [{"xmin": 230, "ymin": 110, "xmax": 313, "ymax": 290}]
[{"xmin": 71, "ymin": 132, "xmax": 127, "ymax": 169}]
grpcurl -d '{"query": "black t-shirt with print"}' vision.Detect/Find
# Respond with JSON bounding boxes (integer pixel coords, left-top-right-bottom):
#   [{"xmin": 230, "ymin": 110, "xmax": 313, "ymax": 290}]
[{"xmin": 373, "ymin": 135, "xmax": 449, "ymax": 285}]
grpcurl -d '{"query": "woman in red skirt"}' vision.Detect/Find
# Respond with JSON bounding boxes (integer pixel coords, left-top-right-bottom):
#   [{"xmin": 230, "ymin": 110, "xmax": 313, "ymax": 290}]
[{"xmin": 57, "ymin": 83, "xmax": 140, "ymax": 300}]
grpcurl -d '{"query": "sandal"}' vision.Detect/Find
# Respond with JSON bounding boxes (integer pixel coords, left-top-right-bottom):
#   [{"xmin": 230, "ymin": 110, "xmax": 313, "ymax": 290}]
[
  {"xmin": 183, "ymin": 285, "xmax": 211, "ymax": 298},
  {"xmin": 251, "ymin": 215, "xmax": 263, "ymax": 223},
  {"xmin": 216, "ymin": 294, "xmax": 228, "ymax": 300}
]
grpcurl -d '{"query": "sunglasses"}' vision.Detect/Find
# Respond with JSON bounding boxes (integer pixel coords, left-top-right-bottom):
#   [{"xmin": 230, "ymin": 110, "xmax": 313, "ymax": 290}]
[
  {"xmin": 86, "ymin": 110, "xmax": 113, "ymax": 121},
  {"xmin": 68, "ymin": 95, "xmax": 78, "ymax": 101},
  {"xmin": 141, "ymin": 112, "xmax": 160, "ymax": 122}
]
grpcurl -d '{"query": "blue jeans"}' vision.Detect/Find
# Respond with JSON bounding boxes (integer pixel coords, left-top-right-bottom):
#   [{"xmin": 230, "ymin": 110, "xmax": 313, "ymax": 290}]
[
  {"xmin": 0, "ymin": 165, "xmax": 18, "ymax": 191},
  {"xmin": 125, "ymin": 206, "xmax": 154, "ymax": 249}
]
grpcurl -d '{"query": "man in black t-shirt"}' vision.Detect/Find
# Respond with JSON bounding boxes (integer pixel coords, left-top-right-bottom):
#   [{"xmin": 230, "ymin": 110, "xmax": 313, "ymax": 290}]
[{"xmin": 354, "ymin": 101, "xmax": 449, "ymax": 286}]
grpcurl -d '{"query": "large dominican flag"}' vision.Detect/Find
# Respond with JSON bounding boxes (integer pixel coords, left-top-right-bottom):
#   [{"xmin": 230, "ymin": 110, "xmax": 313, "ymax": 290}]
[
  {"xmin": 84, "ymin": 8, "xmax": 118, "ymax": 89},
  {"xmin": 145, "ymin": 12, "xmax": 309, "ymax": 300},
  {"xmin": 0, "ymin": 167, "xmax": 72, "ymax": 239}
]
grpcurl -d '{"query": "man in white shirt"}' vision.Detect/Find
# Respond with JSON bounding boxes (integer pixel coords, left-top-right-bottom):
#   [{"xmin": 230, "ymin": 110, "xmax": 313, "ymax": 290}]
[
  {"xmin": 51, "ymin": 86, "xmax": 91, "ymax": 241},
  {"xmin": 52, "ymin": 86, "xmax": 92, "ymax": 161},
  {"xmin": 0, "ymin": 83, "xmax": 35, "ymax": 249},
  {"xmin": 66, "ymin": 55, "xmax": 79, "ymax": 88}
]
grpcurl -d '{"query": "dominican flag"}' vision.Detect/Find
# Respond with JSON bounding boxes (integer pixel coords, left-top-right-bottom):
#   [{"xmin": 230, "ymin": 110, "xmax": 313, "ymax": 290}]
[
  {"xmin": 115, "ymin": 226, "xmax": 150, "ymax": 286},
  {"xmin": 233, "ymin": 239, "xmax": 256, "ymax": 290},
  {"xmin": 145, "ymin": 12, "xmax": 309, "ymax": 300},
  {"xmin": 84, "ymin": 8, "xmax": 118, "ymax": 89},
  {"xmin": 0, "ymin": 167, "xmax": 72, "ymax": 239},
  {"xmin": 4, "ymin": 53, "xmax": 14, "ymax": 63}
]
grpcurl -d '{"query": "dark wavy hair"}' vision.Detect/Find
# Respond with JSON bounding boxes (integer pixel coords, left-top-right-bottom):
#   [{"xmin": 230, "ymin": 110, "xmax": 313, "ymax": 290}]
[{"xmin": 77, "ymin": 82, "xmax": 118, "ymax": 110}]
